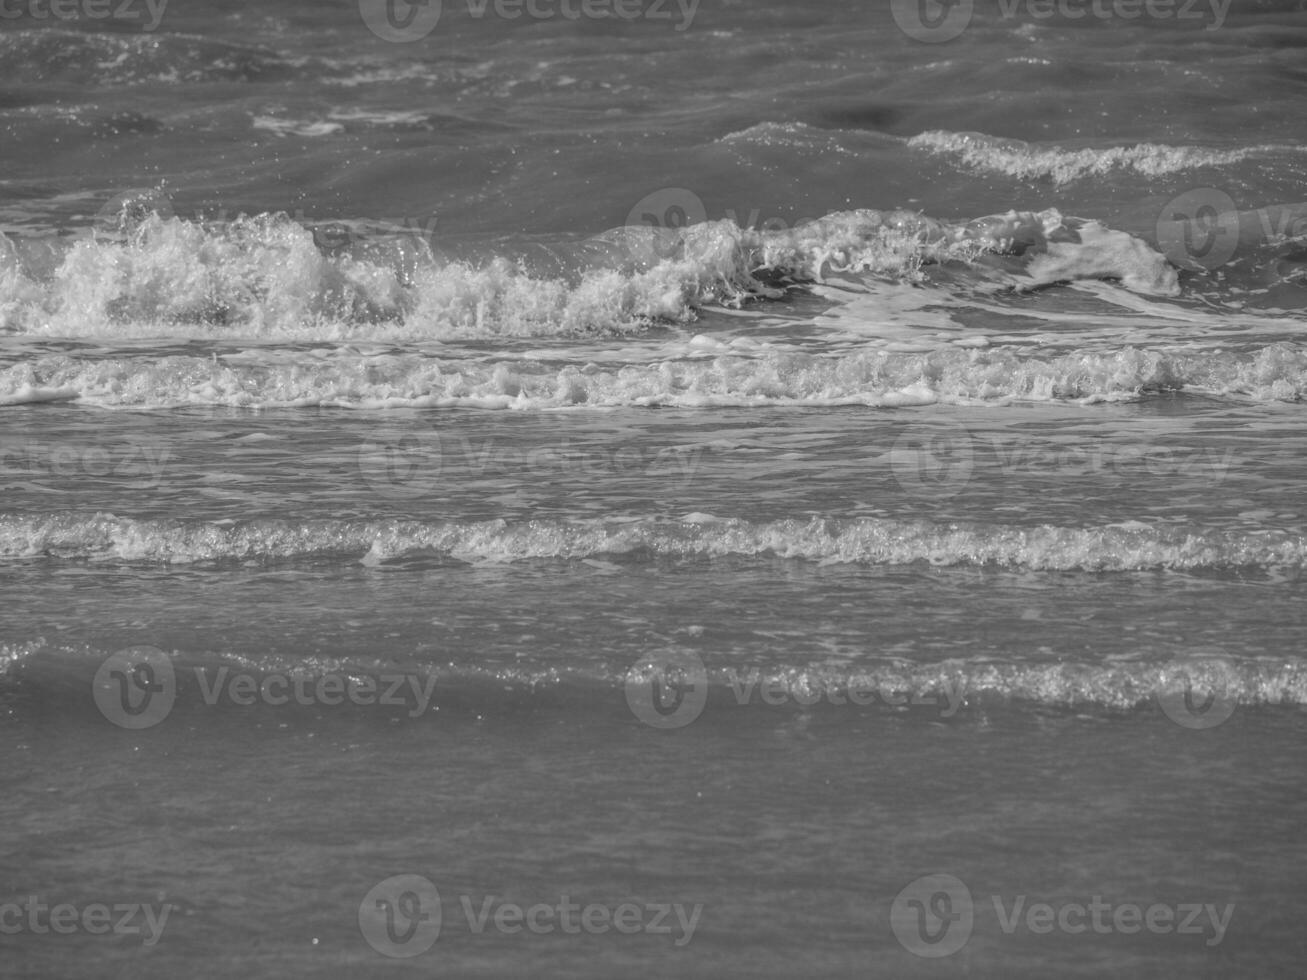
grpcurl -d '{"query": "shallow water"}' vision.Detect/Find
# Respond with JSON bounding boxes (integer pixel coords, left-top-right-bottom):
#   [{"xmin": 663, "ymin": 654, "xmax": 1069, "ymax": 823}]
[{"xmin": 3, "ymin": 1, "xmax": 1307, "ymax": 977}]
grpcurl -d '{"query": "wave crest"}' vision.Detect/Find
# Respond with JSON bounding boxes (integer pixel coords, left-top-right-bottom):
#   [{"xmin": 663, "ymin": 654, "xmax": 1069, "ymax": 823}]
[
  {"xmin": 4, "ymin": 512, "xmax": 1304, "ymax": 570},
  {"xmin": 908, "ymin": 130, "xmax": 1280, "ymax": 185},
  {"xmin": 0, "ymin": 206, "xmax": 1178, "ymax": 339}
]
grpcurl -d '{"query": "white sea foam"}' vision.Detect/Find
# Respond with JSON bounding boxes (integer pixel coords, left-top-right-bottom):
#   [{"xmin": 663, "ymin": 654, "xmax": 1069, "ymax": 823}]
[
  {"xmin": 908, "ymin": 130, "xmax": 1290, "ymax": 185},
  {"xmin": 0, "ymin": 206, "xmax": 1180, "ymax": 341},
  {"xmin": 3, "ymin": 343, "xmax": 1302, "ymax": 409},
  {"xmin": 3, "ymin": 512, "xmax": 1305, "ymax": 570}
]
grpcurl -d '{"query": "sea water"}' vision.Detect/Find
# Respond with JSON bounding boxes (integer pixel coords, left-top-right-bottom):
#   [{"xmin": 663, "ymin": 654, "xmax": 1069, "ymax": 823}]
[{"xmin": 3, "ymin": 2, "xmax": 1307, "ymax": 977}]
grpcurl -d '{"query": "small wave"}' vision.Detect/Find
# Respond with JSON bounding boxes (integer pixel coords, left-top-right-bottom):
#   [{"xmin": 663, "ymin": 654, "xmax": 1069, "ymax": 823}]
[
  {"xmin": 908, "ymin": 130, "xmax": 1285, "ymax": 185},
  {"xmin": 3, "ymin": 512, "xmax": 1304, "ymax": 570},
  {"xmin": 251, "ymin": 116, "xmax": 345, "ymax": 138},
  {"xmin": 717, "ymin": 121, "xmax": 857, "ymax": 154},
  {"xmin": 3, "ymin": 640, "xmax": 1304, "ymax": 715},
  {"xmin": 4, "ymin": 343, "xmax": 1303, "ymax": 409},
  {"xmin": 690, "ymin": 657, "xmax": 1307, "ymax": 713}
]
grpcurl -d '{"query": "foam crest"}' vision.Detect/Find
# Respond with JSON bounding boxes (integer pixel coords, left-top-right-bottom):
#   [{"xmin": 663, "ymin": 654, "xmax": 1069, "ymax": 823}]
[
  {"xmin": 5, "ymin": 343, "xmax": 1303, "ymax": 408},
  {"xmin": 0, "ymin": 206, "xmax": 1180, "ymax": 340},
  {"xmin": 697, "ymin": 657, "xmax": 1307, "ymax": 712},
  {"xmin": 3, "ymin": 513, "xmax": 1305, "ymax": 570},
  {"xmin": 908, "ymin": 130, "xmax": 1279, "ymax": 185}
]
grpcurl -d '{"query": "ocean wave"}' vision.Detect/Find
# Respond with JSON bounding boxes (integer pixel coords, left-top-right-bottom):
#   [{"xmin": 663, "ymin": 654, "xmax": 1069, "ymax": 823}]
[
  {"xmin": 0, "ymin": 206, "xmax": 1178, "ymax": 340},
  {"xmin": 3, "ymin": 342, "xmax": 1303, "ymax": 409},
  {"xmin": 907, "ymin": 130, "xmax": 1287, "ymax": 185},
  {"xmin": 3, "ymin": 640, "xmax": 1304, "ymax": 715},
  {"xmin": 3, "ymin": 512, "xmax": 1304, "ymax": 570}
]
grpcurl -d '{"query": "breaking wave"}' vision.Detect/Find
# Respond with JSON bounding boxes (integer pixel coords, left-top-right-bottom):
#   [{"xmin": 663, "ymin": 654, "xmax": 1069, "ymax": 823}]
[
  {"xmin": 3, "ymin": 512, "xmax": 1305, "ymax": 570},
  {"xmin": 0, "ymin": 205, "xmax": 1180, "ymax": 341}
]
